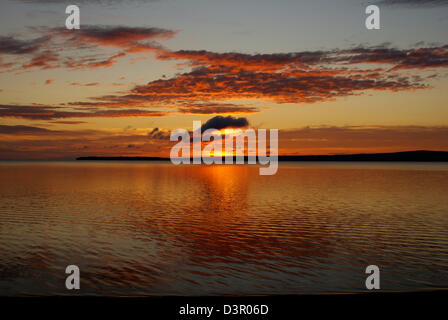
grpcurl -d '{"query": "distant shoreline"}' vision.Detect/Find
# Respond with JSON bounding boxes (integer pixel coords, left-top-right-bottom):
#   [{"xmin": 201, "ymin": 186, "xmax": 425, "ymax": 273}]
[{"xmin": 76, "ymin": 150, "xmax": 448, "ymax": 162}]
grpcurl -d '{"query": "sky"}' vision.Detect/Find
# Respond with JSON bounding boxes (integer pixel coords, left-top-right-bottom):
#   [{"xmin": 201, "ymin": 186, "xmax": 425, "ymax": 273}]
[{"xmin": 0, "ymin": 0, "xmax": 448, "ymax": 159}]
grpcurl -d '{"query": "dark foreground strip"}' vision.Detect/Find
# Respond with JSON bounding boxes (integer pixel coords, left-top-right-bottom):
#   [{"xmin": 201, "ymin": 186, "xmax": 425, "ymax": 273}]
[{"xmin": 0, "ymin": 291, "xmax": 446, "ymax": 318}]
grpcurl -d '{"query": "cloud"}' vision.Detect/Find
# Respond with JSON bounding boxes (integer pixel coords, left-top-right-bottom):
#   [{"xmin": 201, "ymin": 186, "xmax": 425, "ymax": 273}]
[
  {"xmin": 376, "ymin": 0, "xmax": 448, "ymax": 7},
  {"xmin": 0, "ymin": 58, "xmax": 13, "ymax": 70},
  {"xmin": 60, "ymin": 44, "xmax": 448, "ymax": 112},
  {"xmin": 0, "ymin": 35, "xmax": 49, "ymax": 54},
  {"xmin": 70, "ymin": 82, "xmax": 100, "ymax": 87},
  {"xmin": 0, "ymin": 104, "xmax": 167, "ymax": 120},
  {"xmin": 1, "ymin": 25, "xmax": 448, "ymax": 112},
  {"xmin": 51, "ymin": 121, "xmax": 88, "ymax": 124},
  {"xmin": 177, "ymin": 103, "xmax": 258, "ymax": 115},
  {"xmin": 108, "ymin": 44, "xmax": 447, "ymax": 106},
  {"xmin": 200, "ymin": 116, "xmax": 249, "ymax": 132},
  {"xmin": 0, "ymin": 25, "xmax": 177, "ymax": 72},
  {"xmin": 147, "ymin": 127, "xmax": 171, "ymax": 140},
  {"xmin": 15, "ymin": 0, "xmax": 160, "ymax": 5},
  {"xmin": 0, "ymin": 124, "xmax": 54, "ymax": 134},
  {"xmin": 157, "ymin": 49, "xmax": 327, "ymax": 72},
  {"xmin": 339, "ymin": 45, "xmax": 448, "ymax": 70},
  {"xmin": 64, "ymin": 52, "xmax": 126, "ymax": 69},
  {"xmin": 51, "ymin": 25, "xmax": 176, "ymax": 53},
  {"xmin": 158, "ymin": 45, "xmax": 448, "ymax": 72},
  {"xmin": 68, "ymin": 93, "xmax": 159, "ymax": 108},
  {"xmin": 127, "ymin": 65, "xmax": 424, "ymax": 105},
  {"xmin": 22, "ymin": 50, "xmax": 59, "ymax": 69}
]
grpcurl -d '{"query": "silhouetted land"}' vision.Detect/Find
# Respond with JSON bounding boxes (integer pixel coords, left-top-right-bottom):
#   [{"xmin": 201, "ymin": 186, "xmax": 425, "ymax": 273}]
[{"xmin": 77, "ymin": 150, "xmax": 448, "ymax": 162}]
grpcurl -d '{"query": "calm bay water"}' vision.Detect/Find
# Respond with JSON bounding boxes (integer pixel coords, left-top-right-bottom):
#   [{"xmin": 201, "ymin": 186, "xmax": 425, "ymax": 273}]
[{"xmin": 0, "ymin": 161, "xmax": 447, "ymax": 296}]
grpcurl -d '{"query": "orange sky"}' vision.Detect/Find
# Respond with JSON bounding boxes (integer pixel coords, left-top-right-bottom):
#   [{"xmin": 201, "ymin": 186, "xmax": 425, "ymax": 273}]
[{"xmin": 1, "ymin": 1, "xmax": 448, "ymax": 159}]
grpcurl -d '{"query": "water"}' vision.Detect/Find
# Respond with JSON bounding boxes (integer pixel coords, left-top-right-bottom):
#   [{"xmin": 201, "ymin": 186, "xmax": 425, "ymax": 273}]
[{"xmin": 0, "ymin": 161, "xmax": 447, "ymax": 296}]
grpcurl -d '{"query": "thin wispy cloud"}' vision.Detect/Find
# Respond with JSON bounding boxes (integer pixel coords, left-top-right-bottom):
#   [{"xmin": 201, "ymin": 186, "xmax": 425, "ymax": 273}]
[
  {"xmin": 0, "ymin": 124, "xmax": 55, "ymax": 134},
  {"xmin": 70, "ymin": 82, "xmax": 100, "ymax": 87},
  {"xmin": 0, "ymin": 104, "xmax": 167, "ymax": 120},
  {"xmin": 177, "ymin": 103, "xmax": 259, "ymax": 115},
  {"xmin": 0, "ymin": 26, "xmax": 176, "ymax": 72},
  {"xmin": 0, "ymin": 35, "xmax": 49, "ymax": 54},
  {"xmin": 12, "ymin": 0, "xmax": 160, "ymax": 5},
  {"xmin": 376, "ymin": 0, "xmax": 448, "ymax": 7},
  {"xmin": 50, "ymin": 25, "xmax": 176, "ymax": 53}
]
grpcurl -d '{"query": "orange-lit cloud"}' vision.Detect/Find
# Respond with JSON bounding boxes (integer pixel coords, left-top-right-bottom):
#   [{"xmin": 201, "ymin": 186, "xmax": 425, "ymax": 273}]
[
  {"xmin": 52, "ymin": 25, "xmax": 176, "ymax": 52},
  {"xmin": 127, "ymin": 65, "xmax": 423, "ymax": 105},
  {"xmin": 22, "ymin": 50, "xmax": 59, "ymax": 69},
  {"xmin": 77, "ymin": 44, "xmax": 446, "ymax": 109},
  {"xmin": 51, "ymin": 121, "xmax": 88, "ymax": 125},
  {"xmin": 70, "ymin": 82, "xmax": 100, "ymax": 87},
  {"xmin": 0, "ymin": 26, "xmax": 175, "ymax": 72},
  {"xmin": 0, "ymin": 104, "xmax": 167, "ymax": 120},
  {"xmin": 177, "ymin": 103, "xmax": 258, "ymax": 115}
]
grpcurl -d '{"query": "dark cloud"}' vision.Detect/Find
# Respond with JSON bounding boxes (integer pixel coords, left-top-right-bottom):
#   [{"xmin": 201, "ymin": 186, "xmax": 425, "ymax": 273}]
[
  {"xmin": 51, "ymin": 121, "xmax": 88, "ymax": 124},
  {"xmin": 160, "ymin": 45, "xmax": 448, "ymax": 72},
  {"xmin": 0, "ymin": 25, "xmax": 176, "ymax": 72},
  {"xmin": 339, "ymin": 45, "xmax": 448, "ymax": 70},
  {"xmin": 14, "ymin": 0, "xmax": 159, "ymax": 5},
  {"xmin": 200, "ymin": 116, "xmax": 249, "ymax": 132},
  {"xmin": 0, "ymin": 125, "xmax": 53, "ymax": 134},
  {"xmin": 147, "ymin": 127, "xmax": 170, "ymax": 140},
  {"xmin": 376, "ymin": 0, "xmax": 448, "ymax": 6},
  {"xmin": 68, "ymin": 93, "xmax": 158, "ymax": 108},
  {"xmin": 177, "ymin": 103, "xmax": 258, "ymax": 115},
  {"xmin": 0, "ymin": 36, "xmax": 49, "ymax": 54},
  {"xmin": 0, "ymin": 104, "xmax": 167, "ymax": 120},
  {"xmin": 63, "ymin": 52, "xmax": 126, "ymax": 70},
  {"xmin": 51, "ymin": 25, "xmax": 176, "ymax": 53}
]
